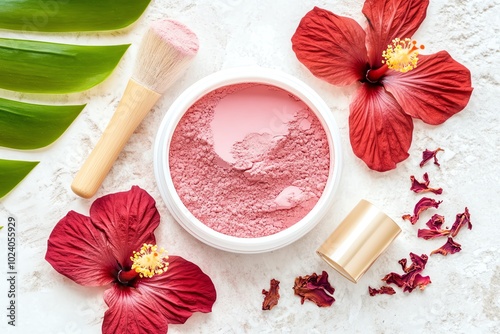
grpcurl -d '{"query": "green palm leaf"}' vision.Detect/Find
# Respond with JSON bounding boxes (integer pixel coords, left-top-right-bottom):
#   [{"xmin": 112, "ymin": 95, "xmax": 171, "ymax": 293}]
[
  {"xmin": 0, "ymin": 159, "xmax": 39, "ymax": 199},
  {"xmin": 0, "ymin": 97, "xmax": 85, "ymax": 150},
  {"xmin": 0, "ymin": 38, "xmax": 129, "ymax": 94},
  {"xmin": 0, "ymin": 0, "xmax": 151, "ymax": 32}
]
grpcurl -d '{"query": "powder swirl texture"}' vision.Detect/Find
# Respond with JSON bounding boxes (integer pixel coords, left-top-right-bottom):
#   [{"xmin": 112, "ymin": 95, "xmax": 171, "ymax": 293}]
[{"xmin": 169, "ymin": 83, "xmax": 330, "ymax": 238}]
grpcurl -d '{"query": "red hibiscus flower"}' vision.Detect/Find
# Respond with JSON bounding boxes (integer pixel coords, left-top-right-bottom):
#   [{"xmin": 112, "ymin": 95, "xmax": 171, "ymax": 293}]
[
  {"xmin": 45, "ymin": 186, "xmax": 216, "ymax": 334},
  {"xmin": 291, "ymin": 0, "xmax": 473, "ymax": 171}
]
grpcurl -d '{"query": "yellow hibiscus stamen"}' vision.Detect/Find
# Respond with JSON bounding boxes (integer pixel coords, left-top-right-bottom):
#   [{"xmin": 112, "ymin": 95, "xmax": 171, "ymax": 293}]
[
  {"xmin": 382, "ymin": 38, "xmax": 425, "ymax": 73},
  {"xmin": 131, "ymin": 244, "xmax": 169, "ymax": 278}
]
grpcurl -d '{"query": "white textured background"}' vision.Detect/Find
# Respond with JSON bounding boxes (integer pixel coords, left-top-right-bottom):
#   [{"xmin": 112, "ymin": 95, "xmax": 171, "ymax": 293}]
[{"xmin": 1, "ymin": 0, "xmax": 499, "ymax": 333}]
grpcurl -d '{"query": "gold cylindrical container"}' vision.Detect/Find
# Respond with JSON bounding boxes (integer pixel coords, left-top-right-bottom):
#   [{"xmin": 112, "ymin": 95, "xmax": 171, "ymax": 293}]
[{"xmin": 317, "ymin": 199, "xmax": 401, "ymax": 283}]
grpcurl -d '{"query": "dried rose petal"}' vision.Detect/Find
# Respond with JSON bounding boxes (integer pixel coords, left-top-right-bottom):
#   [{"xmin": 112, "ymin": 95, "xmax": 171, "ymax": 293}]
[
  {"xmin": 425, "ymin": 214, "xmax": 446, "ymax": 230},
  {"xmin": 293, "ymin": 271, "xmax": 335, "ymax": 307},
  {"xmin": 410, "ymin": 173, "xmax": 443, "ymax": 195},
  {"xmin": 262, "ymin": 279, "xmax": 280, "ymax": 310},
  {"xmin": 417, "ymin": 228, "xmax": 450, "ymax": 240},
  {"xmin": 431, "ymin": 237, "xmax": 462, "ymax": 256},
  {"xmin": 382, "ymin": 253, "xmax": 431, "ymax": 293},
  {"xmin": 417, "ymin": 214, "xmax": 450, "ymax": 239},
  {"xmin": 368, "ymin": 286, "xmax": 396, "ymax": 296},
  {"xmin": 450, "ymin": 207, "xmax": 472, "ymax": 237},
  {"xmin": 399, "ymin": 253, "xmax": 428, "ymax": 273},
  {"xmin": 411, "ymin": 274, "xmax": 432, "ymax": 291},
  {"xmin": 382, "ymin": 272, "xmax": 404, "ymax": 287},
  {"xmin": 420, "ymin": 148, "xmax": 444, "ymax": 167},
  {"xmin": 402, "ymin": 197, "xmax": 443, "ymax": 225},
  {"xmin": 383, "ymin": 272, "xmax": 431, "ymax": 293},
  {"xmin": 397, "ymin": 258, "xmax": 409, "ymax": 272}
]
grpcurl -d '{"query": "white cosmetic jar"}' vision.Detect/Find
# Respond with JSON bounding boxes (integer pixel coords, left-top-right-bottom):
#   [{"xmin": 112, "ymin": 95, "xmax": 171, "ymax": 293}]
[{"xmin": 154, "ymin": 67, "xmax": 342, "ymax": 253}]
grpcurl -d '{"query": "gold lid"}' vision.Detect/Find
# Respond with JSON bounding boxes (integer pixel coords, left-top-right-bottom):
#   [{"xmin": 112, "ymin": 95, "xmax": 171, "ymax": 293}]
[{"xmin": 316, "ymin": 199, "xmax": 401, "ymax": 283}]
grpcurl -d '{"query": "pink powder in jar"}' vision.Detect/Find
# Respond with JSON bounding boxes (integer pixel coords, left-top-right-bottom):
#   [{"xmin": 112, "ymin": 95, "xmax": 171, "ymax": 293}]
[{"xmin": 169, "ymin": 83, "xmax": 330, "ymax": 238}]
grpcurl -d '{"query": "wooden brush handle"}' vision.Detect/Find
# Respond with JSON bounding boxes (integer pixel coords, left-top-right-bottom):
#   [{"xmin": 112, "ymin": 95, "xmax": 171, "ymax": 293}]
[{"xmin": 72, "ymin": 79, "xmax": 161, "ymax": 198}]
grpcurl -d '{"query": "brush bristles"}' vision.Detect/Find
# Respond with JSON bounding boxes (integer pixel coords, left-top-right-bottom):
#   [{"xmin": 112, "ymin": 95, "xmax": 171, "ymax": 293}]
[{"xmin": 133, "ymin": 19, "xmax": 199, "ymax": 94}]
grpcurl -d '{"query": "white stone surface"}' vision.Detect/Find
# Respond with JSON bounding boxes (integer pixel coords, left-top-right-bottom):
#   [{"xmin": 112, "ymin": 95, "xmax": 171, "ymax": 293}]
[{"xmin": 1, "ymin": 0, "xmax": 499, "ymax": 333}]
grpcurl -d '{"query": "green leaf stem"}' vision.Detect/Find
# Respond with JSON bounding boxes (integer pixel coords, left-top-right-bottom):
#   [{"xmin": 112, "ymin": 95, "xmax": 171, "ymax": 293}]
[
  {"xmin": 0, "ymin": 0, "xmax": 151, "ymax": 32},
  {"xmin": 0, "ymin": 97, "xmax": 85, "ymax": 149},
  {"xmin": 0, "ymin": 159, "xmax": 39, "ymax": 199},
  {"xmin": 0, "ymin": 38, "xmax": 129, "ymax": 94}
]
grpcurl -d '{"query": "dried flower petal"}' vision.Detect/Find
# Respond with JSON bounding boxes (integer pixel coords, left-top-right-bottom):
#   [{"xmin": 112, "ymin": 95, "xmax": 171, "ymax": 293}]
[
  {"xmin": 431, "ymin": 237, "xmax": 462, "ymax": 256},
  {"xmin": 402, "ymin": 197, "xmax": 442, "ymax": 225},
  {"xmin": 450, "ymin": 207, "xmax": 472, "ymax": 237},
  {"xmin": 382, "ymin": 253, "xmax": 431, "ymax": 293},
  {"xmin": 417, "ymin": 214, "xmax": 450, "ymax": 239},
  {"xmin": 425, "ymin": 214, "xmax": 446, "ymax": 230},
  {"xmin": 417, "ymin": 228, "xmax": 450, "ymax": 240},
  {"xmin": 399, "ymin": 253, "xmax": 428, "ymax": 273},
  {"xmin": 383, "ymin": 272, "xmax": 431, "ymax": 293},
  {"xmin": 262, "ymin": 279, "xmax": 280, "ymax": 310},
  {"xmin": 368, "ymin": 286, "xmax": 396, "ymax": 296},
  {"xmin": 411, "ymin": 274, "xmax": 432, "ymax": 290},
  {"xmin": 293, "ymin": 271, "xmax": 335, "ymax": 307},
  {"xmin": 397, "ymin": 258, "xmax": 409, "ymax": 273},
  {"xmin": 410, "ymin": 173, "xmax": 443, "ymax": 194},
  {"xmin": 419, "ymin": 148, "xmax": 444, "ymax": 167}
]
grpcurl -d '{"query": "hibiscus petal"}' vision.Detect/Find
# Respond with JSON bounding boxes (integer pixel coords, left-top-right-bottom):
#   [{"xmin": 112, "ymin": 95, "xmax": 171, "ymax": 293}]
[
  {"xmin": 90, "ymin": 186, "xmax": 160, "ymax": 267},
  {"xmin": 291, "ymin": 6, "xmax": 369, "ymax": 86},
  {"xmin": 102, "ymin": 285, "xmax": 168, "ymax": 334},
  {"xmin": 102, "ymin": 256, "xmax": 215, "ymax": 334},
  {"xmin": 349, "ymin": 84, "xmax": 413, "ymax": 171},
  {"xmin": 134, "ymin": 256, "xmax": 216, "ymax": 324},
  {"xmin": 45, "ymin": 211, "xmax": 116, "ymax": 286},
  {"xmin": 383, "ymin": 51, "xmax": 473, "ymax": 124},
  {"xmin": 362, "ymin": 0, "xmax": 429, "ymax": 66}
]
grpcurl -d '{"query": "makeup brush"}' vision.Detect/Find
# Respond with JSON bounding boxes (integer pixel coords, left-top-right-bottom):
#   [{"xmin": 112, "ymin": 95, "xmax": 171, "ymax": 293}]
[{"xmin": 71, "ymin": 19, "xmax": 199, "ymax": 198}]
